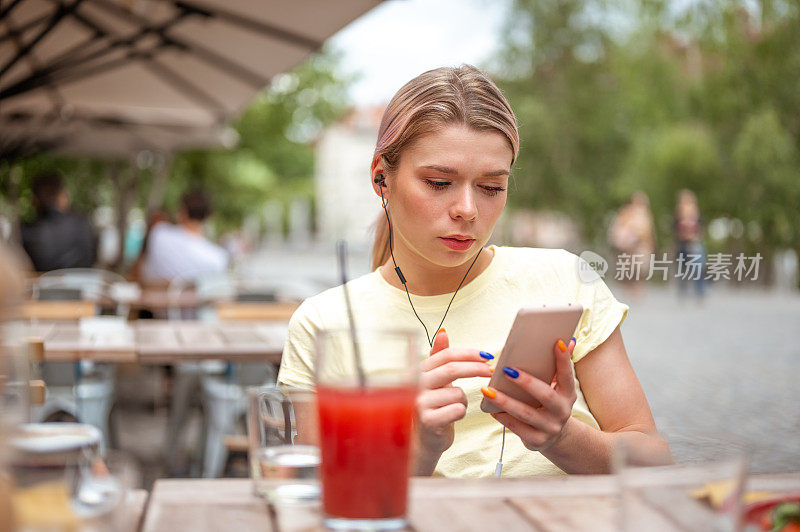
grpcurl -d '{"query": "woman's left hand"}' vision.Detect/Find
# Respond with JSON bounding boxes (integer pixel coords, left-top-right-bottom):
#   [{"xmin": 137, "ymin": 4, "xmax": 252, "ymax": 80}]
[{"xmin": 482, "ymin": 338, "xmax": 578, "ymax": 451}]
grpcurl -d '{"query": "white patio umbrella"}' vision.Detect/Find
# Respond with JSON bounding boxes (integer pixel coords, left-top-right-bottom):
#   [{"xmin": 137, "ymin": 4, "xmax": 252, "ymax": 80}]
[{"xmin": 0, "ymin": 0, "xmax": 381, "ymax": 157}]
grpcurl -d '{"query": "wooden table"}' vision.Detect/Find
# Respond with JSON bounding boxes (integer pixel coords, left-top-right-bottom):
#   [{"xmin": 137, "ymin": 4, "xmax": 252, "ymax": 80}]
[
  {"xmin": 20, "ymin": 322, "xmax": 137, "ymax": 362},
  {"xmin": 138, "ymin": 474, "xmax": 800, "ymax": 531},
  {"xmin": 20, "ymin": 320, "xmax": 287, "ymax": 364},
  {"xmin": 136, "ymin": 320, "xmax": 287, "ymax": 364}
]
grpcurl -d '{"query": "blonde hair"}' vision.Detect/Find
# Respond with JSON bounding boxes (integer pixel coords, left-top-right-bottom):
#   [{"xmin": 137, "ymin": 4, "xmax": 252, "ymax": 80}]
[{"xmin": 370, "ymin": 65, "xmax": 520, "ymax": 270}]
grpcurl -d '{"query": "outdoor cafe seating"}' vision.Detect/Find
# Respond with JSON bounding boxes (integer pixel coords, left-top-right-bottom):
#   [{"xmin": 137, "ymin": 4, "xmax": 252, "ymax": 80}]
[
  {"xmin": 12, "ymin": 268, "xmax": 298, "ymax": 475},
  {"xmin": 3, "ymin": 265, "xmax": 799, "ymax": 531},
  {"xmin": 2, "ymin": 0, "xmax": 799, "ymax": 528}
]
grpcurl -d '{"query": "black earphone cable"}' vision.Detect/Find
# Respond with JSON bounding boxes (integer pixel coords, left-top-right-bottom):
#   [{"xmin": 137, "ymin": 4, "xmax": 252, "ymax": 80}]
[{"xmin": 379, "ymin": 180, "xmax": 482, "ymax": 348}]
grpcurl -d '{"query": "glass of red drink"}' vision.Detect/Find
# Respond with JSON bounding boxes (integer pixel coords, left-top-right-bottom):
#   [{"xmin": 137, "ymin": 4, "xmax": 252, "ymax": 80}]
[{"xmin": 315, "ymin": 328, "xmax": 419, "ymax": 531}]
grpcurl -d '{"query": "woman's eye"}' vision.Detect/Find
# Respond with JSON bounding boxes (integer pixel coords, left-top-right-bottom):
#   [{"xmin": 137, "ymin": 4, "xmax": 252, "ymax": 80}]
[
  {"xmin": 424, "ymin": 179, "xmax": 450, "ymax": 190},
  {"xmin": 482, "ymin": 186, "xmax": 507, "ymax": 197}
]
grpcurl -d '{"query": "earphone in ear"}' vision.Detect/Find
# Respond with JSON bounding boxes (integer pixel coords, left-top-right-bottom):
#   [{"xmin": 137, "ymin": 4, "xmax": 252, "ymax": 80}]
[{"xmin": 374, "ymin": 174, "xmax": 388, "ymax": 208}]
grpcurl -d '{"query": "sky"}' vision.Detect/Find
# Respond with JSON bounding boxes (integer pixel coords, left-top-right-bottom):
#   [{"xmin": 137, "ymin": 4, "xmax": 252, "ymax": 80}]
[{"xmin": 327, "ymin": 0, "xmax": 513, "ymax": 106}]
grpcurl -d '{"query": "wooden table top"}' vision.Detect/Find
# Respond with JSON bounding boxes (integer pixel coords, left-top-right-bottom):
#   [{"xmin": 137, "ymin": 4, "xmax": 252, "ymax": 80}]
[
  {"xmin": 138, "ymin": 474, "xmax": 800, "ymax": 532},
  {"xmin": 21, "ymin": 320, "xmax": 287, "ymax": 363},
  {"xmin": 135, "ymin": 320, "xmax": 287, "ymax": 364}
]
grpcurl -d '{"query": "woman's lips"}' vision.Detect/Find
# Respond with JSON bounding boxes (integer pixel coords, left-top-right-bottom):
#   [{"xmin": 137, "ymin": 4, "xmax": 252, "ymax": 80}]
[{"xmin": 439, "ymin": 237, "xmax": 475, "ymax": 251}]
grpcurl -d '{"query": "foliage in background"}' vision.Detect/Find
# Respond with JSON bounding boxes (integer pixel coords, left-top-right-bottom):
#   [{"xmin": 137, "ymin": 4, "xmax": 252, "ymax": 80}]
[
  {"xmin": 164, "ymin": 50, "xmax": 352, "ymax": 235},
  {"xmin": 492, "ymin": 0, "xmax": 800, "ymax": 266},
  {"xmin": 0, "ymin": 49, "xmax": 352, "ymax": 254}
]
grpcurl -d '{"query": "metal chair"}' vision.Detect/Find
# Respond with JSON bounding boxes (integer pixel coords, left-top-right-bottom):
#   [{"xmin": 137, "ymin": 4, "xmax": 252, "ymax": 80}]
[
  {"xmin": 27, "ymin": 268, "xmax": 122, "ymax": 448},
  {"xmin": 196, "ymin": 276, "xmax": 291, "ymax": 478},
  {"xmin": 163, "ymin": 273, "xmax": 301, "ymax": 477},
  {"xmin": 162, "ymin": 272, "xmax": 231, "ymax": 476},
  {"xmin": 200, "ymin": 359, "xmax": 275, "ymax": 478},
  {"xmin": 32, "ymin": 268, "xmax": 128, "ymax": 316}
]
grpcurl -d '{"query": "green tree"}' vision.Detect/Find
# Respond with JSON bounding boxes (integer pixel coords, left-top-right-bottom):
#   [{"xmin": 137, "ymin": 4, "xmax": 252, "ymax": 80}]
[
  {"xmin": 731, "ymin": 108, "xmax": 800, "ymax": 252},
  {"xmin": 617, "ymin": 123, "xmax": 722, "ymax": 234},
  {"xmin": 495, "ymin": 0, "xmax": 631, "ymax": 244},
  {"xmin": 491, "ymin": 0, "xmax": 800, "ymax": 285}
]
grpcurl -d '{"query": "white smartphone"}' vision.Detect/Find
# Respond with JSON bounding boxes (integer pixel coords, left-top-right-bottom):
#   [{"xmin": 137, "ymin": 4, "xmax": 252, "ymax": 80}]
[{"xmin": 480, "ymin": 303, "xmax": 584, "ymax": 414}]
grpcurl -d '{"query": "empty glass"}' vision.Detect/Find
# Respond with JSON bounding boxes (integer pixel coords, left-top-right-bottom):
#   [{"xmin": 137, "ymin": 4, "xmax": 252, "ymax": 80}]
[
  {"xmin": 9, "ymin": 423, "xmax": 139, "ymax": 531},
  {"xmin": 615, "ymin": 440, "xmax": 747, "ymax": 531}
]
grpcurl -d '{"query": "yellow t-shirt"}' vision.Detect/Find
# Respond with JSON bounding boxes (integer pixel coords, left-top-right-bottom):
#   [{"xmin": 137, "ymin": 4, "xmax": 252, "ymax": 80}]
[{"xmin": 277, "ymin": 246, "xmax": 629, "ymax": 478}]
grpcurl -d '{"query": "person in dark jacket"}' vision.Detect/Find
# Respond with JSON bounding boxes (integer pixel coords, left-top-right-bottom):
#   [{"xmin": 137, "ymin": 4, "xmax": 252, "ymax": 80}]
[{"xmin": 20, "ymin": 172, "xmax": 96, "ymax": 272}]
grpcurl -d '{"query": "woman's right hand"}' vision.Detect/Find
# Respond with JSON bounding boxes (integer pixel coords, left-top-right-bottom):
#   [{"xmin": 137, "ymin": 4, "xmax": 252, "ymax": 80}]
[{"xmin": 416, "ymin": 329, "xmax": 493, "ymax": 461}]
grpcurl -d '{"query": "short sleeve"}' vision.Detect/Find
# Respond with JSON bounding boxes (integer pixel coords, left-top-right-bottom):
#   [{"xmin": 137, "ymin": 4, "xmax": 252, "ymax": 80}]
[
  {"xmin": 277, "ymin": 299, "xmax": 321, "ymax": 390},
  {"xmin": 558, "ymin": 251, "xmax": 629, "ymax": 364}
]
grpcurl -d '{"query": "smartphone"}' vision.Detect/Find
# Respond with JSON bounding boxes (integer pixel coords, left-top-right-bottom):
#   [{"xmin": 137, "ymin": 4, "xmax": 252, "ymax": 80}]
[{"xmin": 480, "ymin": 303, "xmax": 584, "ymax": 414}]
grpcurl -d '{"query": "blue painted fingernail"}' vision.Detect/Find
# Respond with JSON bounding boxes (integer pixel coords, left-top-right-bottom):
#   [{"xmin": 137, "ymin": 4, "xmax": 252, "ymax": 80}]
[
  {"xmin": 571, "ymin": 336, "xmax": 577, "ymax": 345},
  {"xmin": 479, "ymin": 351, "xmax": 494, "ymax": 360},
  {"xmin": 503, "ymin": 366, "xmax": 519, "ymax": 378}
]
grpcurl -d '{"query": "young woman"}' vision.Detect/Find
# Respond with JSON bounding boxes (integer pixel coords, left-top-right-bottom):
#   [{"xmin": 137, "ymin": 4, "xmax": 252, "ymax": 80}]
[{"xmin": 277, "ymin": 65, "xmax": 672, "ymax": 477}]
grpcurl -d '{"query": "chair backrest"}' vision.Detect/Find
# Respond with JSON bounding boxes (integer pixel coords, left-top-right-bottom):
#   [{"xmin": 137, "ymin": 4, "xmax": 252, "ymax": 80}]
[
  {"xmin": 166, "ymin": 276, "xmax": 202, "ymax": 321},
  {"xmin": 215, "ymin": 301, "xmax": 299, "ymax": 322},
  {"xmin": 34, "ymin": 268, "xmax": 125, "ymax": 297},
  {"xmin": 167, "ymin": 273, "xmax": 294, "ymax": 321},
  {"xmin": 21, "ymin": 300, "xmax": 96, "ymax": 321},
  {"xmin": 36, "ymin": 287, "xmax": 84, "ymax": 301},
  {"xmin": 31, "ymin": 268, "xmax": 128, "ymax": 317}
]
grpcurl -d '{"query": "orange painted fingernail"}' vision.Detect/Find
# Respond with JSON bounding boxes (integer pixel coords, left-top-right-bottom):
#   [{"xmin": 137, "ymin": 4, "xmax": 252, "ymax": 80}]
[
  {"xmin": 558, "ymin": 339, "xmax": 567, "ymax": 352},
  {"xmin": 481, "ymin": 386, "xmax": 496, "ymax": 399},
  {"xmin": 489, "ymin": 367, "xmax": 495, "ymax": 373},
  {"xmin": 437, "ymin": 328, "xmax": 446, "ymax": 336}
]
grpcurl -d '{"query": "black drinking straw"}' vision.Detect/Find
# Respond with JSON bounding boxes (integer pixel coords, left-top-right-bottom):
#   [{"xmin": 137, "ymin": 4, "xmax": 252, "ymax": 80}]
[{"xmin": 336, "ymin": 240, "xmax": 366, "ymax": 387}]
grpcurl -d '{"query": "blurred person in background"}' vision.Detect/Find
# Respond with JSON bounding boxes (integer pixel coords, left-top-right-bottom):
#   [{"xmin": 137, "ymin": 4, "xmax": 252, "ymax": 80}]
[
  {"xmin": 673, "ymin": 189, "xmax": 706, "ymax": 300},
  {"xmin": 130, "ymin": 209, "xmax": 173, "ymax": 285},
  {"xmin": 19, "ymin": 172, "xmax": 96, "ymax": 272},
  {"xmin": 608, "ymin": 191, "xmax": 656, "ymax": 301},
  {"xmin": 140, "ymin": 189, "xmax": 229, "ymax": 282}
]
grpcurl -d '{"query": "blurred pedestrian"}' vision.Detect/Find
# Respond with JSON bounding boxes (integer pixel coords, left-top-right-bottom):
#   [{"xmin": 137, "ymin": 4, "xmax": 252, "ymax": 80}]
[
  {"xmin": 673, "ymin": 189, "xmax": 706, "ymax": 299},
  {"xmin": 140, "ymin": 189, "xmax": 229, "ymax": 282},
  {"xmin": 608, "ymin": 191, "xmax": 656, "ymax": 300},
  {"xmin": 19, "ymin": 172, "xmax": 96, "ymax": 272}
]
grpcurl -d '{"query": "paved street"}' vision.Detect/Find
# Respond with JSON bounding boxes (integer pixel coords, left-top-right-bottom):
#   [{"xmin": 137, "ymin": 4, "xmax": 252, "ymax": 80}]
[{"xmin": 615, "ymin": 284, "xmax": 800, "ymax": 473}]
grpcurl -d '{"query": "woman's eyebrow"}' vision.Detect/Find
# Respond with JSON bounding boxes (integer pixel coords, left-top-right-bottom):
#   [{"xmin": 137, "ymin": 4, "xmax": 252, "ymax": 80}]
[{"xmin": 420, "ymin": 164, "xmax": 510, "ymax": 177}]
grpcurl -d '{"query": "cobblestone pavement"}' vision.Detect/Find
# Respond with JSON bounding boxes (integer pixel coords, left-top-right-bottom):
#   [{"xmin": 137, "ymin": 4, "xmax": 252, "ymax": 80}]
[{"xmin": 614, "ymin": 284, "xmax": 800, "ymax": 473}]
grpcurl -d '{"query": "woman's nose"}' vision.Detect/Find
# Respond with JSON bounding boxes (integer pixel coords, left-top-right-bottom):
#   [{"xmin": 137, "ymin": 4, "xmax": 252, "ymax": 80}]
[{"xmin": 450, "ymin": 185, "xmax": 477, "ymax": 221}]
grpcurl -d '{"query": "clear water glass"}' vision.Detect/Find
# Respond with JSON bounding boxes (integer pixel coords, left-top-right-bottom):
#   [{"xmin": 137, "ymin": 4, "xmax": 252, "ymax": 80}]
[{"xmin": 247, "ymin": 385, "xmax": 320, "ymax": 504}]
